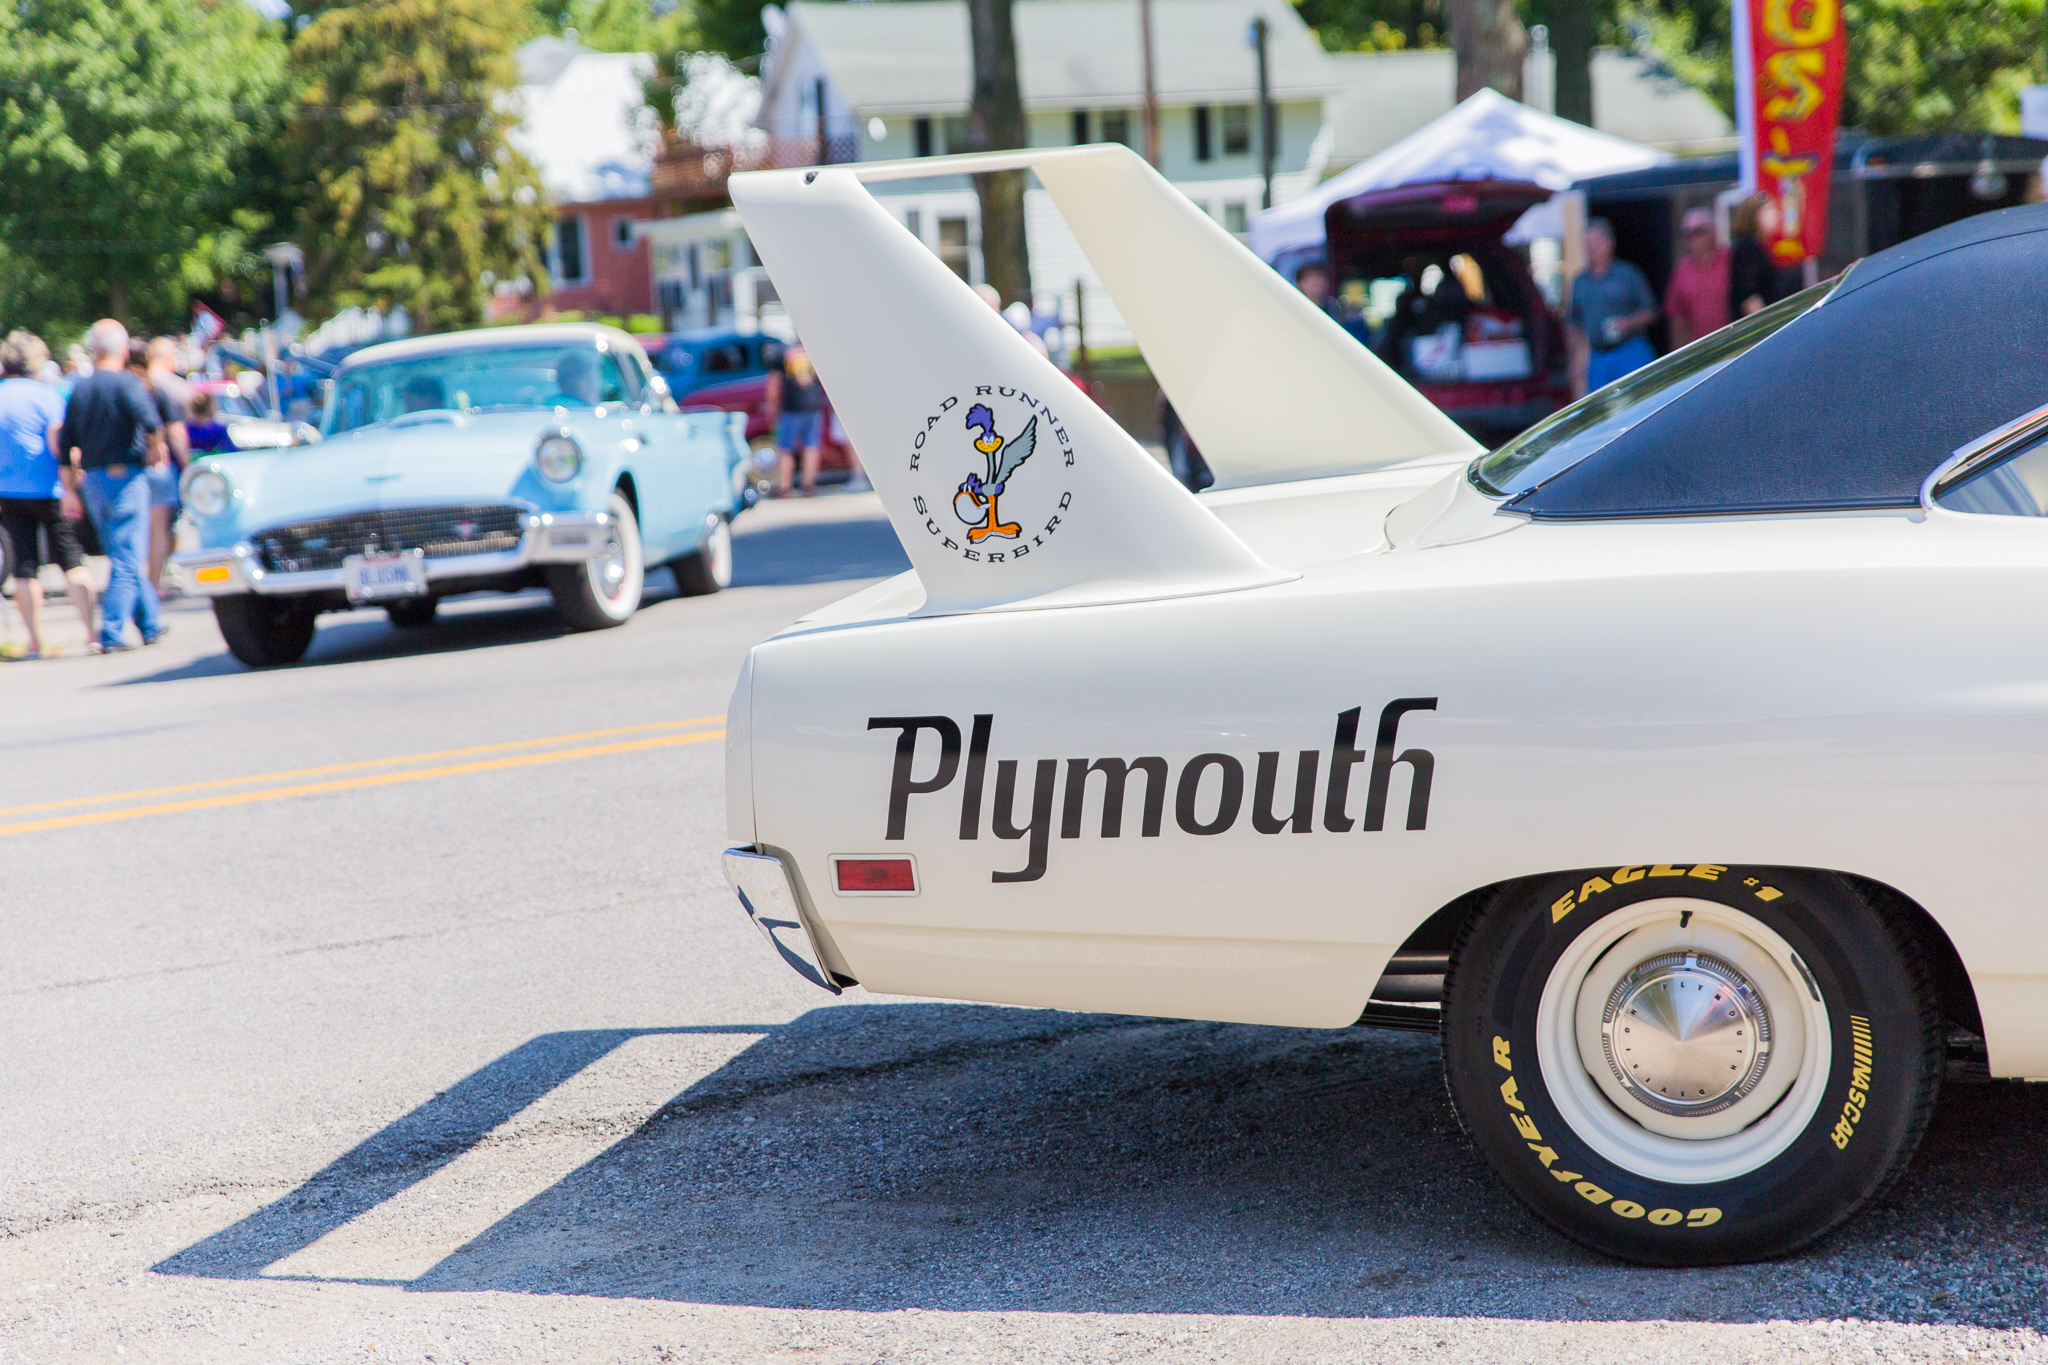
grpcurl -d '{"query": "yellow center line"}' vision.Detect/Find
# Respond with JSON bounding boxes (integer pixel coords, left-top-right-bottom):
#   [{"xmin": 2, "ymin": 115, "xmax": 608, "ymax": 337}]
[
  {"xmin": 0, "ymin": 716, "xmax": 726, "ymax": 819},
  {"xmin": 0, "ymin": 730, "xmax": 726, "ymax": 838}
]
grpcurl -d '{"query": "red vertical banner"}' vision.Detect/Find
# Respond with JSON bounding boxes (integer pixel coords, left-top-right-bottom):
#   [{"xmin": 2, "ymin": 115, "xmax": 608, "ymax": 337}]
[{"xmin": 1735, "ymin": 0, "xmax": 1848, "ymax": 264}]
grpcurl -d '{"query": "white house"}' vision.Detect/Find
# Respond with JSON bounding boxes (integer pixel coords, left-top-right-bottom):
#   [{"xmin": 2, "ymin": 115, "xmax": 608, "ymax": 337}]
[{"xmin": 751, "ymin": 0, "xmax": 1342, "ymax": 345}]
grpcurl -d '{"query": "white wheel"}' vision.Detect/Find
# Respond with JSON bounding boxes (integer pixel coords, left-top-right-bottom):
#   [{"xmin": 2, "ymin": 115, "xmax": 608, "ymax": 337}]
[
  {"xmin": 546, "ymin": 490, "xmax": 644, "ymax": 630},
  {"xmin": 1537, "ymin": 898, "xmax": 1830, "ymax": 1182}
]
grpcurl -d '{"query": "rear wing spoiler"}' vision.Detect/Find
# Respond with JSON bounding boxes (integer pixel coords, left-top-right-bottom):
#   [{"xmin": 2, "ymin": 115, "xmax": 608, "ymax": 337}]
[{"xmin": 730, "ymin": 145, "xmax": 1474, "ymax": 615}]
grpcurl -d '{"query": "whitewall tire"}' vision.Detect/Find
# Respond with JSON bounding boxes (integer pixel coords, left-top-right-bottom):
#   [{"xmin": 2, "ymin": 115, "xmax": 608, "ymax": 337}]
[{"xmin": 546, "ymin": 490, "xmax": 644, "ymax": 630}]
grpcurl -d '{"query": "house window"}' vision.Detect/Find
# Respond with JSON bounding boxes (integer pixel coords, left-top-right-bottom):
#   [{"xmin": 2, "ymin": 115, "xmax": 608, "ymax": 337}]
[
  {"xmin": 611, "ymin": 216, "xmax": 635, "ymax": 250},
  {"xmin": 1101, "ymin": 109, "xmax": 1131, "ymax": 147},
  {"xmin": 1071, "ymin": 109, "xmax": 1090, "ymax": 144},
  {"xmin": 1193, "ymin": 105, "xmax": 1212, "ymax": 162},
  {"xmin": 938, "ymin": 216, "xmax": 972, "ymax": 282},
  {"xmin": 914, "ymin": 116, "xmax": 933, "ymax": 157},
  {"xmin": 1221, "ymin": 105, "xmax": 1252, "ymax": 157},
  {"xmin": 553, "ymin": 216, "xmax": 587, "ymax": 285},
  {"xmin": 905, "ymin": 208, "xmax": 922, "ymax": 242},
  {"xmin": 1222, "ymin": 202, "xmax": 1248, "ymax": 235}
]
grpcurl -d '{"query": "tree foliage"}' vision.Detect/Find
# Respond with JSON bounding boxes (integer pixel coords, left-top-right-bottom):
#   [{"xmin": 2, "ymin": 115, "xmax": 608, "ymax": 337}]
[
  {"xmin": 1842, "ymin": 0, "xmax": 2047, "ymax": 133},
  {"xmin": 287, "ymin": 0, "xmax": 553, "ymax": 333},
  {"xmin": 0, "ymin": 0, "xmax": 288, "ymax": 335}
]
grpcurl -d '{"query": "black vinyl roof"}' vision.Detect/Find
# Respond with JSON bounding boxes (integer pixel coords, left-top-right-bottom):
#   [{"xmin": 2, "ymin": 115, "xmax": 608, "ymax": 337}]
[{"xmin": 1507, "ymin": 203, "xmax": 2048, "ymax": 520}]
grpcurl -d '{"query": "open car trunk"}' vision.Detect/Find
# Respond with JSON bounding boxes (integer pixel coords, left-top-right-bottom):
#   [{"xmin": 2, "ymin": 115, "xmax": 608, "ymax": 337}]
[{"xmin": 1324, "ymin": 180, "xmax": 1570, "ymax": 443}]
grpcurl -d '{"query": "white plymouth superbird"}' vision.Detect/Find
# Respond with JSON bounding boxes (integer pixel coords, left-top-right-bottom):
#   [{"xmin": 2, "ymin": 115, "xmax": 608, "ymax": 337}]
[{"xmin": 717, "ymin": 144, "xmax": 2048, "ymax": 1265}]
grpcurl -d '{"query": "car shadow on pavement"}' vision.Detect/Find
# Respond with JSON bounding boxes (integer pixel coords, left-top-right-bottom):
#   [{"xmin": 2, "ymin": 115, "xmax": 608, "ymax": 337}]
[{"xmin": 156, "ymin": 1004, "xmax": 2048, "ymax": 1327}]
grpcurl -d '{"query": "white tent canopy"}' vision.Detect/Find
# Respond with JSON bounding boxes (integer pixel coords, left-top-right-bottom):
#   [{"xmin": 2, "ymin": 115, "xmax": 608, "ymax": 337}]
[{"xmin": 1249, "ymin": 89, "xmax": 1670, "ymax": 261}]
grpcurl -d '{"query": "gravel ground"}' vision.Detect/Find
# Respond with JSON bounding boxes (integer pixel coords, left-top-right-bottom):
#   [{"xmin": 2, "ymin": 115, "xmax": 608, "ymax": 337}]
[{"xmin": 5, "ymin": 495, "xmax": 2047, "ymax": 1363}]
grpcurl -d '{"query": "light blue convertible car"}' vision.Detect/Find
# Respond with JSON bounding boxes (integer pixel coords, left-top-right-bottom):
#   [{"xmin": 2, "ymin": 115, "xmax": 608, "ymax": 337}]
[{"xmin": 171, "ymin": 323, "xmax": 748, "ymax": 667}]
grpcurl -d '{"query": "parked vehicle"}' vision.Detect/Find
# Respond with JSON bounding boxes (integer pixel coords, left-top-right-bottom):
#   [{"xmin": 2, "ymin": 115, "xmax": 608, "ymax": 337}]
[
  {"xmin": 1321, "ymin": 179, "xmax": 1571, "ymax": 443},
  {"xmin": 188, "ymin": 378, "xmax": 319, "ymax": 451},
  {"xmin": 721, "ymin": 145, "xmax": 2048, "ymax": 1266},
  {"xmin": 170, "ymin": 323, "xmax": 747, "ymax": 667},
  {"xmin": 657, "ymin": 327, "xmax": 858, "ymax": 491}
]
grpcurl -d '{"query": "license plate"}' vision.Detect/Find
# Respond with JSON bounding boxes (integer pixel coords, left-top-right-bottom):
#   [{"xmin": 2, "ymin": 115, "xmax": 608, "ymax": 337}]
[{"xmin": 343, "ymin": 551, "xmax": 427, "ymax": 602}]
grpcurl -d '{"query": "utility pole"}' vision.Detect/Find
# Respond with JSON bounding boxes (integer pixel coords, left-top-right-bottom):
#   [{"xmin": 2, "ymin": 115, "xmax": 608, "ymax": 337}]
[
  {"xmin": 261, "ymin": 242, "xmax": 303, "ymax": 421},
  {"xmin": 1139, "ymin": 0, "xmax": 1161, "ymax": 168},
  {"xmin": 1248, "ymin": 17, "xmax": 1274, "ymax": 210}
]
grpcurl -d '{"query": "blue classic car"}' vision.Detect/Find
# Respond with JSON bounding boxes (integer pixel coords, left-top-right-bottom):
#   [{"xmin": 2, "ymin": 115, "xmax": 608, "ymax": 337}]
[{"xmin": 170, "ymin": 323, "xmax": 747, "ymax": 667}]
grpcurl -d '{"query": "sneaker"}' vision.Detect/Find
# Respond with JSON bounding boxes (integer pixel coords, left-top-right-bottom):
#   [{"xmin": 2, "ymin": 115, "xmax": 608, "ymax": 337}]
[
  {"xmin": 96, "ymin": 638, "xmax": 132, "ymax": 654},
  {"xmin": 0, "ymin": 644, "xmax": 39, "ymax": 662},
  {"xmin": 142, "ymin": 625, "xmax": 170, "ymax": 646}
]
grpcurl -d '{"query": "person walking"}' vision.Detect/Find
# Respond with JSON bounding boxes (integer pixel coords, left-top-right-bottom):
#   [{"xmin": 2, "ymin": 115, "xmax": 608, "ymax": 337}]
[
  {"xmin": 1664, "ymin": 206, "xmax": 1732, "ymax": 349},
  {"xmin": 60, "ymin": 319, "xmax": 166, "ymax": 652},
  {"xmin": 140, "ymin": 338, "xmax": 191, "ymax": 596},
  {"xmin": 0, "ymin": 332, "xmax": 93, "ymax": 659},
  {"xmin": 1566, "ymin": 218, "xmax": 1660, "ymax": 397},
  {"xmin": 765, "ymin": 343, "xmax": 827, "ymax": 497}
]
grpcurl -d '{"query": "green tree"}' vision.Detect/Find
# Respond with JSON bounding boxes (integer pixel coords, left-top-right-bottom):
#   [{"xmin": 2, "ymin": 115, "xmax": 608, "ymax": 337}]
[
  {"xmin": 288, "ymin": 0, "xmax": 553, "ymax": 333},
  {"xmin": 0, "ymin": 0, "xmax": 289, "ymax": 334},
  {"xmin": 1842, "ymin": 0, "xmax": 2047, "ymax": 132}
]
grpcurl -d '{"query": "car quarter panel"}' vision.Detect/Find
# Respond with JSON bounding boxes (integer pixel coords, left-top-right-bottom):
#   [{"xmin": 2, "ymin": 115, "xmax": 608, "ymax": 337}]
[{"xmin": 747, "ymin": 510, "xmax": 2048, "ymax": 1066}]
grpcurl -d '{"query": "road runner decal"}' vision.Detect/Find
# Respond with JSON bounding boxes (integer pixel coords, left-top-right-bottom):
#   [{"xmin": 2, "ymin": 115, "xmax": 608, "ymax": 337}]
[
  {"xmin": 907, "ymin": 385, "xmax": 1076, "ymax": 565},
  {"xmin": 869, "ymin": 700, "xmax": 1437, "ymax": 882}
]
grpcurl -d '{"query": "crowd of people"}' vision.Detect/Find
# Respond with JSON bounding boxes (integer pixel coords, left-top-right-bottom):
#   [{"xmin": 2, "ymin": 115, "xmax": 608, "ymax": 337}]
[
  {"xmin": 0, "ymin": 319, "xmax": 223, "ymax": 660},
  {"xmin": 1568, "ymin": 192, "xmax": 1802, "ymax": 397}
]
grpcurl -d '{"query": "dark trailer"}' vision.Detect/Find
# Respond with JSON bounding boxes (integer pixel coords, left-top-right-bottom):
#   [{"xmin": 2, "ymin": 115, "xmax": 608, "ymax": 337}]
[{"xmin": 1579, "ymin": 132, "xmax": 2048, "ymax": 351}]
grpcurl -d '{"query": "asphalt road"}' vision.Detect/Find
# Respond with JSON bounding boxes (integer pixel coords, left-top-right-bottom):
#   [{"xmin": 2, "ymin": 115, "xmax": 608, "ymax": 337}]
[{"xmin": 5, "ymin": 491, "xmax": 2048, "ymax": 1364}]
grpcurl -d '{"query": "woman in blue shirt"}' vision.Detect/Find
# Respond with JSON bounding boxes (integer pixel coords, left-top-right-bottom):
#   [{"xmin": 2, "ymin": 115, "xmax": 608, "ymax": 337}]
[{"xmin": 0, "ymin": 331, "xmax": 96, "ymax": 659}]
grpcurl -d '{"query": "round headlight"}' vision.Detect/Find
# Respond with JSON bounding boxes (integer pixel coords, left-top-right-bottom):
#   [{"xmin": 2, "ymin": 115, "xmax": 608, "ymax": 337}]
[
  {"xmin": 184, "ymin": 467, "xmax": 231, "ymax": 517},
  {"xmin": 536, "ymin": 434, "xmax": 583, "ymax": 482}
]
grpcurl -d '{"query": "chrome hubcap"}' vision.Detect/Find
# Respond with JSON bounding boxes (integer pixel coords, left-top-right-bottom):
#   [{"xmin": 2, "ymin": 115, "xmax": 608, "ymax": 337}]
[{"xmin": 1601, "ymin": 950, "xmax": 1770, "ymax": 1117}]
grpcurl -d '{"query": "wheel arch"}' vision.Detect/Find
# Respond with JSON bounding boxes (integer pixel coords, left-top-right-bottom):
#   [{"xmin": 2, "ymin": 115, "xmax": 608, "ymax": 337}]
[
  {"xmin": 1373, "ymin": 865, "xmax": 1984, "ymax": 1041},
  {"xmin": 612, "ymin": 470, "xmax": 639, "ymax": 519}
]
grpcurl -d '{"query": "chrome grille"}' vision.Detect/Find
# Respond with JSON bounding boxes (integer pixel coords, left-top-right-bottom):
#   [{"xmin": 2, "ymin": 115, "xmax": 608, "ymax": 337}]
[{"xmin": 254, "ymin": 505, "xmax": 526, "ymax": 574}]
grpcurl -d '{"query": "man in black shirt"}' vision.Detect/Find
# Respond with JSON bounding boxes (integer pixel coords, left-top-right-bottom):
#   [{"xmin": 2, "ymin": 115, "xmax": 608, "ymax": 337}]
[{"xmin": 60, "ymin": 319, "xmax": 166, "ymax": 651}]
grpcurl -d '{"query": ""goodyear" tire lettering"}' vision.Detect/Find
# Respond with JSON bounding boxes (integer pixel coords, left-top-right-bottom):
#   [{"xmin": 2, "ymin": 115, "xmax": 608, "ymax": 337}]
[
  {"xmin": 1831, "ymin": 1014, "xmax": 1874, "ymax": 1149},
  {"xmin": 1491, "ymin": 1035, "xmax": 1721, "ymax": 1232}
]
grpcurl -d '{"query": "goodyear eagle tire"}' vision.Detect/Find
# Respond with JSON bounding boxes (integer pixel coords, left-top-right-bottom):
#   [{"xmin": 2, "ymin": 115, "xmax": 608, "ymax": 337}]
[{"xmin": 1442, "ymin": 865, "xmax": 1941, "ymax": 1266}]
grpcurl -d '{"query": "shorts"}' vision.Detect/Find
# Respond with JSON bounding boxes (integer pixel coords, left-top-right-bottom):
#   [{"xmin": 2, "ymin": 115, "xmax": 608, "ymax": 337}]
[
  {"xmin": 0, "ymin": 497, "xmax": 85, "ymax": 580},
  {"xmin": 147, "ymin": 461, "xmax": 180, "ymax": 509},
  {"xmin": 775, "ymin": 409, "xmax": 824, "ymax": 451}
]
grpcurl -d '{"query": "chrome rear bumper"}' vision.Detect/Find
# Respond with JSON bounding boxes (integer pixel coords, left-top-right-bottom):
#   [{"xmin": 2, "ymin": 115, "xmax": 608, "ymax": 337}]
[
  {"xmin": 170, "ymin": 510, "xmax": 615, "ymax": 598},
  {"xmin": 722, "ymin": 847, "xmax": 844, "ymax": 995}
]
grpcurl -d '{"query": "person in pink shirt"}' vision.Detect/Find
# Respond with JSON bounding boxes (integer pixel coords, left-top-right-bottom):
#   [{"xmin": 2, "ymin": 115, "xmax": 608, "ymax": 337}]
[{"xmin": 1664, "ymin": 206, "xmax": 1732, "ymax": 349}]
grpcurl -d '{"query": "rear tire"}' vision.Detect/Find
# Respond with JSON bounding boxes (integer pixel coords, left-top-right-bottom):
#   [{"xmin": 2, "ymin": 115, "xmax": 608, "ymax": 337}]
[
  {"xmin": 545, "ymin": 490, "xmax": 643, "ymax": 631},
  {"xmin": 385, "ymin": 597, "xmax": 438, "ymax": 628},
  {"xmin": 213, "ymin": 594, "xmax": 317, "ymax": 667},
  {"xmin": 669, "ymin": 517, "xmax": 731, "ymax": 596},
  {"xmin": 1442, "ymin": 865, "xmax": 1941, "ymax": 1266}
]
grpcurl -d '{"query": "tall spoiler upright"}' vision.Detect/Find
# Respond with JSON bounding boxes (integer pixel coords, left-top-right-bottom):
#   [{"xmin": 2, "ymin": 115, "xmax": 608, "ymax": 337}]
[{"xmin": 730, "ymin": 144, "xmax": 1473, "ymax": 616}]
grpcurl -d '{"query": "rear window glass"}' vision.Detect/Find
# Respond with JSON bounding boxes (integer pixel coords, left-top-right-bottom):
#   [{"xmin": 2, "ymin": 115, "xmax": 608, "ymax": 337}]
[
  {"xmin": 1502, "ymin": 223, "xmax": 2048, "ymax": 519},
  {"xmin": 1470, "ymin": 284, "xmax": 1827, "ymax": 499}
]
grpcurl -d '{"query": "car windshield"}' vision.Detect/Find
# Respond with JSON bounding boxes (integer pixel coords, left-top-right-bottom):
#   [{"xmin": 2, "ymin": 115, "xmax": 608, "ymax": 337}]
[
  {"xmin": 1468, "ymin": 281, "xmax": 1833, "ymax": 500},
  {"xmin": 324, "ymin": 343, "xmax": 630, "ymax": 434}
]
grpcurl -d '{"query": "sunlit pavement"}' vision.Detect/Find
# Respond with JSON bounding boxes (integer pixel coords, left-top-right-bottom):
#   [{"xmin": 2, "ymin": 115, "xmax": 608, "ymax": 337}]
[{"xmin": 4, "ymin": 492, "xmax": 2047, "ymax": 1364}]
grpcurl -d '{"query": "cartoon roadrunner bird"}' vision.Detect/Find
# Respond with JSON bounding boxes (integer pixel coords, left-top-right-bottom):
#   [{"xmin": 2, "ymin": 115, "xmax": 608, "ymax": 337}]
[{"xmin": 954, "ymin": 403, "xmax": 1038, "ymax": 542}]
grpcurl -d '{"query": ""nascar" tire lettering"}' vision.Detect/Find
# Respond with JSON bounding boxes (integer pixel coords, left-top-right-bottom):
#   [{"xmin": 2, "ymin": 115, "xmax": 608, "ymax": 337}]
[{"xmin": 1831, "ymin": 1014, "xmax": 1874, "ymax": 1148}]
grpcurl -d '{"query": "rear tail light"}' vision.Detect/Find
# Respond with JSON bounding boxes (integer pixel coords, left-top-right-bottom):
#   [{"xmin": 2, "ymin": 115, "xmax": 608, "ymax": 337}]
[{"xmin": 834, "ymin": 857, "xmax": 916, "ymax": 893}]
